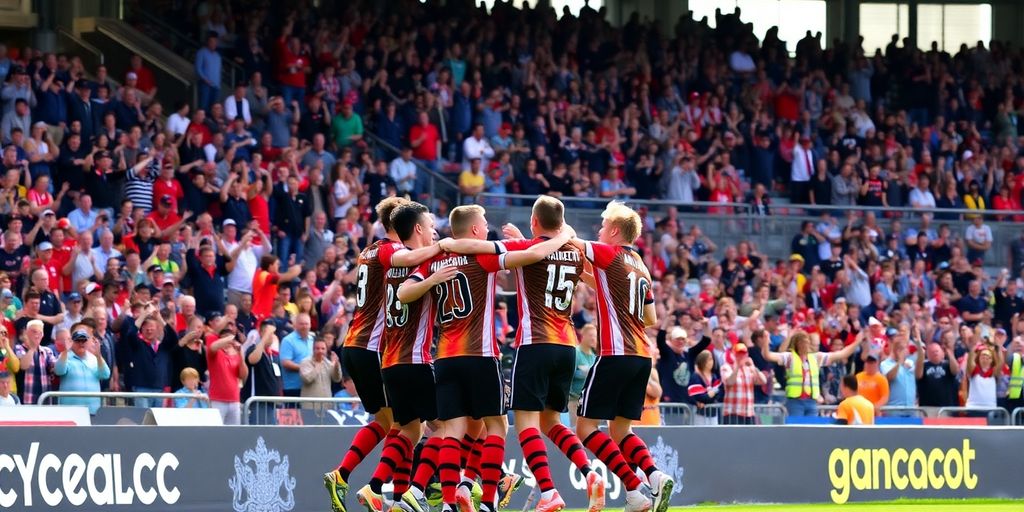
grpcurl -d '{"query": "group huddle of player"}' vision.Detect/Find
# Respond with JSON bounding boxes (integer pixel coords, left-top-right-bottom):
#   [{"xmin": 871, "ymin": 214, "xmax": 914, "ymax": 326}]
[{"xmin": 322, "ymin": 195, "xmax": 676, "ymax": 512}]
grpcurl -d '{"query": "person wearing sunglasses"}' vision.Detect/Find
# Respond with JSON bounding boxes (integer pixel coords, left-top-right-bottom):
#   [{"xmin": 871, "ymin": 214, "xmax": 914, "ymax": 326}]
[{"xmin": 54, "ymin": 325, "xmax": 110, "ymax": 414}]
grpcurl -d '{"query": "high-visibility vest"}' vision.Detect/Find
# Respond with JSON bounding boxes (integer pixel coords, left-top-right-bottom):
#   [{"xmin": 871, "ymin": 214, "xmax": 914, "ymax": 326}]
[
  {"xmin": 1009, "ymin": 353, "xmax": 1024, "ymax": 400},
  {"xmin": 786, "ymin": 353, "xmax": 820, "ymax": 400}
]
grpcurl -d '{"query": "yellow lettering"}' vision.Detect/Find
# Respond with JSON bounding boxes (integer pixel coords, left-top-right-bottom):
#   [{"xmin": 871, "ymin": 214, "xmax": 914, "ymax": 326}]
[
  {"xmin": 908, "ymin": 449, "xmax": 928, "ymax": 490},
  {"xmin": 871, "ymin": 449, "xmax": 891, "ymax": 489},
  {"xmin": 892, "ymin": 449, "xmax": 909, "ymax": 490},
  {"xmin": 852, "ymin": 449, "xmax": 871, "ymax": 491},
  {"xmin": 927, "ymin": 449, "xmax": 945, "ymax": 489},
  {"xmin": 828, "ymin": 449, "xmax": 850, "ymax": 505},
  {"xmin": 944, "ymin": 448, "xmax": 963, "ymax": 488},
  {"xmin": 962, "ymin": 439, "xmax": 978, "ymax": 489}
]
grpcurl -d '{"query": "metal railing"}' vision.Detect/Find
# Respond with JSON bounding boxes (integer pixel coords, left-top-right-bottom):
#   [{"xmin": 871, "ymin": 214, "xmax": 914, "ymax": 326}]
[
  {"xmin": 478, "ymin": 194, "xmax": 1024, "ymax": 268},
  {"xmin": 657, "ymin": 402, "xmax": 696, "ymax": 426},
  {"xmin": 58, "ymin": 27, "xmax": 104, "ymax": 68},
  {"xmin": 122, "ymin": 2, "xmax": 245, "ymax": 90},
  {"xmin": 877, "ymin": 406, "xmax": 929, "ymax": 418},
  {"xmin": 37, "ymin": 391, "xmax": 211, "ymax": 408},
  {"xmin": 242, "ymin": 396, "xmax": 363, "ymax": 425},
  {"xmin": 1013, "ymin": 407, "xmax": 1024, "ymax": 426},
  {"xmin": 688, "ymin": 403, "xmax": 789, "ymax": 425},
  {"xmin": 364, "ymin": 130, "xmax": 463, "ymax": 208},
  {"xmin": 936, "ymin": 406, "xmax": 1011, "ymax": 425}
]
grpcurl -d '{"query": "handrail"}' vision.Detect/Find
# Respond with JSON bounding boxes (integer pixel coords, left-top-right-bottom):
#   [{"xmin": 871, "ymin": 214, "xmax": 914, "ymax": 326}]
[
  {"xmin": 1013, "ymin": 407, "xmax": 1024, "ymax": 426},
  {"xmin": 93, "ymin": 18, "xmax": 194, "ymax": 86},
  {"xmin": 242, "ymin": 396, "xmax": 362, "ymax": 425},
  {"xmin": 937, "ymin": 406, "xmax": 1011, "ymax": 425},
  {"xmin": 38, "ymin": 390, "xmax": 211, "ymax": 406},
  {"xmin": 125, "ymin": 5, "xmax": 245, "ymax": 88},
  {"xmin": 363, "ymin": 130, "xmax": 463, "ymax": 204},
  {"xmin": 58, "ymin": 27, "xmax": 104, "ymax": 65},
  {"xmin": 477, "ymin": 192, "xmax": 1024, "ymax": 218}
]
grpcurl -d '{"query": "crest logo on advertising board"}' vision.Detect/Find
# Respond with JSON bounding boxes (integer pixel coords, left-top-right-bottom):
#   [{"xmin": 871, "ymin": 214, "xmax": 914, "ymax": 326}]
[
  {"xmin": 229, "ymin": 436, "xmax": 296, "ymax": 512},
  {"xmin": 648, "ymin": 436, "xmax": 684, "ymax": 497}
]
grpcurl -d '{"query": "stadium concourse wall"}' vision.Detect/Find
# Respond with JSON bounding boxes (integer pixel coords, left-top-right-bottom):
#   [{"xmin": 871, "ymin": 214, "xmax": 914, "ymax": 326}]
[{"xmin": 0, "ymin": 426, "xmax": 1020, "ymax": 510}]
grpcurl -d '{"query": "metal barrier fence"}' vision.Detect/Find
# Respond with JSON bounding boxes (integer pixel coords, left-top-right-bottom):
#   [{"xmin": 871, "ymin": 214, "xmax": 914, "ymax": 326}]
[
  {"xmin": 1014, "ymin": 407, "xmax": 1024, "ymax": 426},
  {"xmin": 687, "ymin": 403, "xmax": 789, "ymax": 425},
  {"xmin": 937, "ymin": 406, "xmax": 1011, "ymax": 425},
  {"xmin": 37, "ymin": 391, "xmax": 211, "ymax": 408},
  {"xmin": 242, "ymin": 396, "xmax": 363, "ymax": 425},
  {"xmin": 477, "ymin": 194, "xmax": 1024, "ymax": 269},
  {"xmin": 657, "ymin": 402, "xmax": 696, "ymax": 426}
]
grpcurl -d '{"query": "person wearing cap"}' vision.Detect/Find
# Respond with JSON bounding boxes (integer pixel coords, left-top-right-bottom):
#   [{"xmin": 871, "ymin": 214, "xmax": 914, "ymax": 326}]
[
  {"xmin": 147, "ymin": 193, "xmax": 192, "ymax": 240},
  {"xmin": 57, "ymin": 291, "xmax": 85, "ymax": 333},
  {"xmin": 855, "ymin": 346, "xmax": 890, "ymax": 409},
  {"xmin": 54, "ymin": 324, "xmax": 110, "ymax": 414},
  {"xmin": 760, "ymin": 330, "xmax": 864, "ymax": 417},
  {"xmin": 655, "ymin": 317, "xmax": 711, "ymax": 406},
  {"xmin": 721, "ymin": 341, "xmax": 767, "ymax": 425}
]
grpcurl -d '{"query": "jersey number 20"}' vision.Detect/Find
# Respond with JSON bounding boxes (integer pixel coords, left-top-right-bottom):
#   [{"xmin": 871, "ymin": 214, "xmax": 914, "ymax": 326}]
[{"xmin": 436, "ymin": 272, "xmax": 472, "ymax": 323}]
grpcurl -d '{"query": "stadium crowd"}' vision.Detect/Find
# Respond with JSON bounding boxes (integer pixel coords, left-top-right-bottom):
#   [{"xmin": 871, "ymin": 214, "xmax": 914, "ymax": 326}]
[{"xmin": 0, "ymin": 0, "xmax": 1020, "ymax": 430}]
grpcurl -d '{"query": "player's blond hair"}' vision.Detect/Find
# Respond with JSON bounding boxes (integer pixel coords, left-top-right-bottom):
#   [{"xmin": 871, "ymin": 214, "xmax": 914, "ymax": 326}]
[
  {"xmin": 532, "ymin": 196, "xmax": 564, "ymax": 231},
  {"xmin": 449, "ymin": 205, "xmax": 486, "ymax": 238},
  {"xmin": 375, "ymin": 197, "xmax": 409, "ymax": 233},
  {"xmin": 601, "ymin": 201, "xmax": 642, "ymax": 244}
]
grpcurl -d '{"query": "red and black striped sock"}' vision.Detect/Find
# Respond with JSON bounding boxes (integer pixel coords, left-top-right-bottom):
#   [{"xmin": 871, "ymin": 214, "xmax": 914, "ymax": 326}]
[
  {"xmin": 370, "ymin": 432, "xmax": 412, "ymax": 494},
  {"xmin": 619, "ymin": 433, "xmax": 657, "ymax": 477},
  {"xmin": 547, "ymin": 424, "xmax": 592, "ymax": 475},
  {"xmin": 393, "ymin": 438, "xmax": 413, "ymax": 497},
  {"xmin": 582, "ymin": 431, "xmax": 641, "ymax": 491},
  {"xmin": 440, "ymin": 437, "xmax": 462, "ymax": 504},
  {"xmin": 480, "ymin": 435, "xmax": 505, "ymax": 505},
  {"xmin": 464, "ymin": 435, "xmax": 484, "ymax": 481},
  {"xmin": 518, "ymin": 428, "xmax": 554, "ymax": 492},
  {"xmin": 336, "ymin": 421, "xmax": 387, "ymax": 481},
  {"xmin": 411, "ymin": 437, "xmax": 442, "ymax": 492}
]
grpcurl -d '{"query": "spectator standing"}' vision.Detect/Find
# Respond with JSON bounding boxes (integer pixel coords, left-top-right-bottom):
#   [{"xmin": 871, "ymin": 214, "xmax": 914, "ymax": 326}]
[
  {"xmin": 964, "ymin": 216, "xmax": 993, "ymax": 264},
  {"xmin": 721, "ymin": 342, "xmax": 766, "ymax": 424},
  {"xmin": 964, "ymin": 342, "xmax": 1003, "ymax": 410},
  {"xmin": 791, "ymin": 135, "xmax": 814, "ymax": 204},
  {"xmin": 272, "ymin": 175, "xmax": 311, "ymax": 264},
  {"xmin": 687, "ymin": 350, "xmax": 722, "ymax": 425},
  {"xmin": 121, "ymin": 308, "xmax": 175, "ymax": 408},
  {"xmin": 760, "ymin": 330, "xmax": 861, "ymax": 417},
  {"xmin": 856, "ymin": 350, "xmax": 890, "ymax": 409},
  {"xmin": 55, "ymin": 327, "xmax": 111, "ymax": 414},
  {"xmin": 299, "ymin": 338, "xmax": 341, "ymax": 403},
  {"xmin": 243, "ymin": 322, "xmax": 282, "ymax": 425},
  {"xmin": 186, "ymin": 244, "xmax": 230, "ymax": 319},
  {"xmin": 880, "ymin": 332, "xmax": 921, "ymax": 408},
  {"xmin": 206, "ymin": 326, "xmax": 247, "ymax": 424},
  {"xmin": 916, "ymin": 339, "xmax": 960, "ymax": 410},
  {"xmin": 389, "ymin": 146, "xmax": 417, "ymax": 197},
  {"xmin": 16, "ymin": 326, "xmax": 55, "ymax": 397},
  {"xmin": 279, "ymin": 313, "xmax": 314, "ymax": 399},
  {"xmin": 195, "ymin": 33, "xmax": 222, "ymax": 112},
  {"xmin": 0, "ymin": 325, "xmax": 17, "ymax": 395},
  {"xmin": 330, "ymin": 101, "xmax": 363, "ymax": 150},
  {"xmin": 568, "ymin": 324, "xmax": 598, "ymax": 426}
]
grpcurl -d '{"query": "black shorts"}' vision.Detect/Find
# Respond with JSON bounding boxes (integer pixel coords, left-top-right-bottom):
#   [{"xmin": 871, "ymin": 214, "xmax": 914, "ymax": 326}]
[
  {"xmin": 434, "ymin": 356, "xmax": 505, "ymax": 421},
  {"xmin": 340, "ymin": 347, "xmax": 388, "ymax": 414},
  {"xmin": 577, "ymin": 355, "xmax": 651, "ymax": 421},
  {"xmin": 383, "ymin": 364, "xmax": 438, "ymax": 425},
  {"xmin": 510, "ymin": 344, "xmax": 574, "ymax": 413}
]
